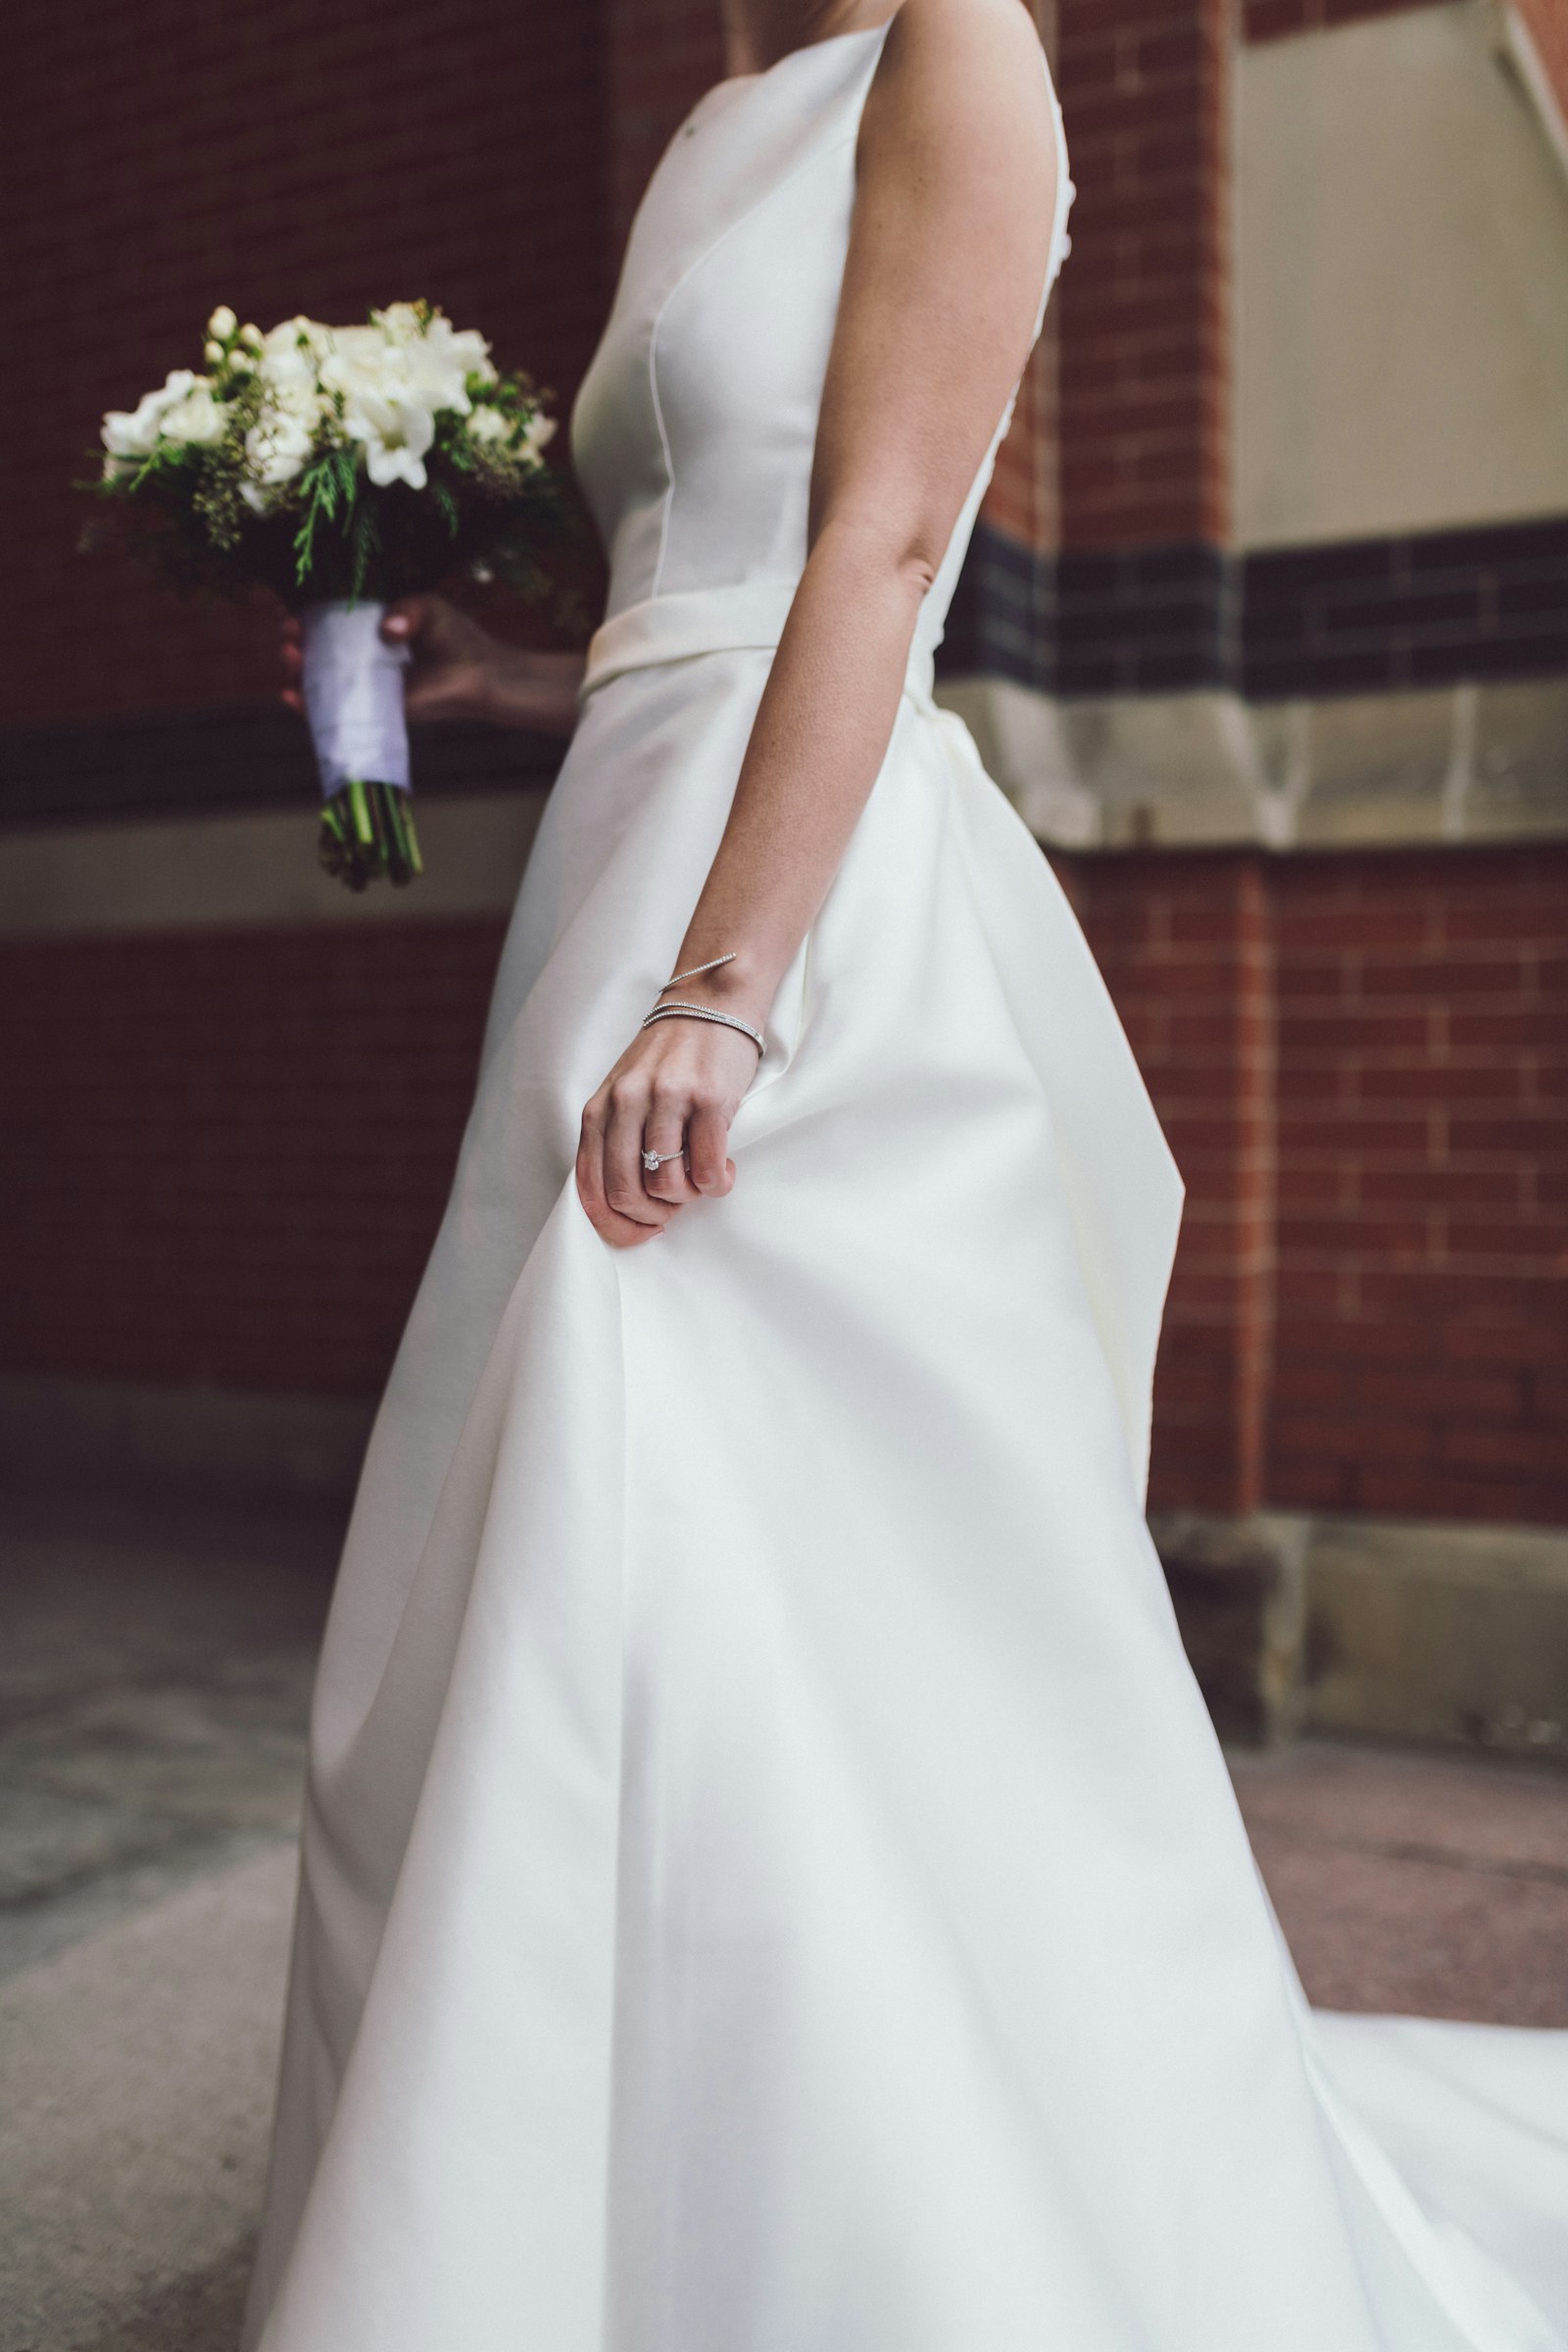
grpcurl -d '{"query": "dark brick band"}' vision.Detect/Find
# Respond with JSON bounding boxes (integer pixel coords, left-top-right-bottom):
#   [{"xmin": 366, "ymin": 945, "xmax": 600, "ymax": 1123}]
[
  {"xmin": 940, "ymin": 514, "xmax": 1568, "ymax": 702},
  {"xmin": 1245, "ymin": 518, "xmax": 1568, "ymax": 699},
  {"xmin": 4, "ymin": 514, "xmax": 1564, "ymax": 829},
  {"xmin": 0, "ymin": 710, "xmax": 562, "ymax": 830}
]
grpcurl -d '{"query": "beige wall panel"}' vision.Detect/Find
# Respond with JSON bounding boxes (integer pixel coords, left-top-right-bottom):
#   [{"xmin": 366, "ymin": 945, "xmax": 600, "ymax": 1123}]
[
  {"xmin": 0, "ymin": 792, "xmax": 548, "ymax": 938},
  {"xmin": 1239, "ymin": 2, "xmax": 1568, "ymax": 545}
]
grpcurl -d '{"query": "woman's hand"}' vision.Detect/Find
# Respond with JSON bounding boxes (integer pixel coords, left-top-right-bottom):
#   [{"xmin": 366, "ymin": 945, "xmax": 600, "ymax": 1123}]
[
  {"xmin": 279, "ymin": 595, "xmax": 585, "ymax": 735},
  {"xmin": 280, "ymin": 595, "xmax": 502, "ymax": 724},
  {"xmin": 576, "ymin": 1012, "xmax": 760, "ymax": 1248}
]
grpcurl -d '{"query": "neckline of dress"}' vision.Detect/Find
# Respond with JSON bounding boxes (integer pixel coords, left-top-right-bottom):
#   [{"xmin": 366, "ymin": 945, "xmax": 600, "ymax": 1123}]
[{"xmin": 691, "ymin": 22, "xmax": 890, "ymax": 121}]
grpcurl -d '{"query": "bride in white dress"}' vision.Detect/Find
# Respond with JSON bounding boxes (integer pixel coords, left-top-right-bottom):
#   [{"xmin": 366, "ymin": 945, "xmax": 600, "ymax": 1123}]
[{"xmin": 246, "ymin": 2, "xmax": 1568, "ymax": 2345}]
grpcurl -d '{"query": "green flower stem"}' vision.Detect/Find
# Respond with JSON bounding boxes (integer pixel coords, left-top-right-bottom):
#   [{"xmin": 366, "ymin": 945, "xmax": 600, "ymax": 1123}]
[{"xmin": 318, "ymin": 779, "xmax": 422, "ymax": 892}]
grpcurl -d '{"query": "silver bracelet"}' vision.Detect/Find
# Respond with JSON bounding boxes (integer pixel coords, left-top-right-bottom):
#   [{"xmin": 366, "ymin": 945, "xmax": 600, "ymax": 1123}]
[
  {"xmin": 662, "ymin": 952, "xmax": 737, "ymax": 990},
  {"xmin": 641, "ymin": 1002, "xmax": 764, "ymax": 1056}
]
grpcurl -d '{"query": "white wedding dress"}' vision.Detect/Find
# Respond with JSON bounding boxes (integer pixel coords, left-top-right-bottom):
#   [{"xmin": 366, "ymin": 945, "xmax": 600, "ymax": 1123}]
[{"xmin": 244, "ymin": 29, "xmax": 1568, "ymax": 2352}]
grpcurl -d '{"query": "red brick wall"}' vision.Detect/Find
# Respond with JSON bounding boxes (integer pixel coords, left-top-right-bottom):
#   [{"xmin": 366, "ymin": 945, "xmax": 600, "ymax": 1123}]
[
  {"xmin": 1055, "ymin": 0, "xmax": 1232, "ymax": 550},
  {"xmin": 1245, "ymin": 0, "xmax": 1431, "ymax": 39},
  {"xmin": 983, "ymin": 322, "xmax": 1063, "ymax": 558},
  {"xmin": 5, "ymin": 850, "xmax": 1563, "ymax": 1523},
  {"xmin": 4, "ymin": 0, "xmax": 609, "ymax": 730},
  {"xmin": 0, "ymin": 923, "xmax": 502, "ymax": 1394},
  {"xmin": 1512, "ymin": 0, "xmax": 1568, "ymax": 120},
  {"xmin": 1269, "ymin": 849, "xmax": 1568, "ymax": 1526},
  {"xmin": 5, "ymin": 0, "xmax": 1564, "ymax": 1539},
  {"xmin": 1070, "ymin": 846, "xmax": 1568, "ymax": 1526},
  {"xmin": 1073, "ymin": 855, "xmax": 1277, "ymax": 1513}
]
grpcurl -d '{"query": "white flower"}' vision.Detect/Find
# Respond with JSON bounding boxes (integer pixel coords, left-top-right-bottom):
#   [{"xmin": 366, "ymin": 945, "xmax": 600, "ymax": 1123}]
[
  {"xmin": 422, "ymin": 313, "xmax": 495, "ymax": 392},
  {"xmin": 208, "ymin": 304, "xmax": 238, "ymax": 341},
  {"xmin": 317, "ymin": 323, "xmax": 390, "ymax": 400},
  {"xmin": 239, "ymin": 322, "xmax": 264, "ymax": 350},
  {"xmin": 101, "ymin": 368, "xmax": 198, "ymax": 459},
  {"xmin": 204, "ymin": 340, "xmax": 226, "ymax": 367},
  {"xmin": 262, "ymin": 315, "xmax": 331, "ymax": 368},
  {"xmin": 370, "ymin": 306, "xmax": 495, "ymax": 414},
  {"xmin": 517, "ymin": 411, "xmax": 557, "ymax": 466},
  {"xmin": 244, "ymin": 401, "xmax": 318, "ymax": 491},
  {"xmin": 258, "ymin": 345, "xmax": 319, "ymax": 401},
  {"xmin": 249, "ymin": 330, "xmax": 329, "ymax": 488},
  {"xmin": 466, "ymin": 403, "xmax": 511, "ymax": 445},
  {"xmin": 372, "ymin": 302, "xmax": 425, "ymax": 345},
  {"xmin": 160, "ymin": 383, "xmax": 230, "ymax": 446},
  {"xmin": 341, "ymin": 381, "xmax": 436, "ymax": 488}
]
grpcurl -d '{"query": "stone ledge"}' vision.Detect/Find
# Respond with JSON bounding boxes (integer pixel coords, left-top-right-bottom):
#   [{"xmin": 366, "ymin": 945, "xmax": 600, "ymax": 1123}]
[
  {"xmin": 0, "ymin": 789, "xmax": 549, "ymax": 937},
  {"xmin": 937, "ymin": 674, "xmax": 1568, "ymax": 850},
  {"xmin": 1153, "ymin": 1507, "xmax": 1568, "ymax": 1757}
]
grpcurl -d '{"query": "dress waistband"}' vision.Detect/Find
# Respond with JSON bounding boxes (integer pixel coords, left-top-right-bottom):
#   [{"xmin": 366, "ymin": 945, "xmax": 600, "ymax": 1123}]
[{"xmin": 580, "ymin": 582, "xmax": 938, "ymax": 708}]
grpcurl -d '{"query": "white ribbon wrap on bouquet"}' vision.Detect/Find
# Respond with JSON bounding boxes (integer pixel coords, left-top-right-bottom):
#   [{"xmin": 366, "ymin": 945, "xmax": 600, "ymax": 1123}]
[{"xmin": 301, "ymin": 601, "xmax": 412, "ymax": 797}]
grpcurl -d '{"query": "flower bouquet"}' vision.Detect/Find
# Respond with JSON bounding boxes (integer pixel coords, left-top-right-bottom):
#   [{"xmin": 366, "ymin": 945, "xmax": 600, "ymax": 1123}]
[{"xmin": 87, "ymin": 302, "xmax": 562, "ymax": 889}]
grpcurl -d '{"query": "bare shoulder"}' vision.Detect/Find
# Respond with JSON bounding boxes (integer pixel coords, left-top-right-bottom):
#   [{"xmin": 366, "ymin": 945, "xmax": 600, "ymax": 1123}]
[{"xmin": 861, "ymin": 0, "xmax": 1055, "ymax": 175}]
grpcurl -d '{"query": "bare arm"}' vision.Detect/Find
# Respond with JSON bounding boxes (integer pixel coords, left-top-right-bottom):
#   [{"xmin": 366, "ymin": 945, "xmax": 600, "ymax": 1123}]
[{"xmin": 577, "ymin": 0, "xmax": 1058, "ymax": 1246}]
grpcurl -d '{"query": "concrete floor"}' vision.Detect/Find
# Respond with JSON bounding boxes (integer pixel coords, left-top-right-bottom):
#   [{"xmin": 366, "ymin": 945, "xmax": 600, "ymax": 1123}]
[{"xmin": 3, "ymin": 1492, "xmax": 1566, "ymax": 2351}]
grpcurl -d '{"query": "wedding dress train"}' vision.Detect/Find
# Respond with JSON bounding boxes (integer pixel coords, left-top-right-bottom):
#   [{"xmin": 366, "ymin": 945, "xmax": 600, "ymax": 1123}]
[{"xmin": 244, "ymin": 30, "xmax": 1568, "ymax": 2350}]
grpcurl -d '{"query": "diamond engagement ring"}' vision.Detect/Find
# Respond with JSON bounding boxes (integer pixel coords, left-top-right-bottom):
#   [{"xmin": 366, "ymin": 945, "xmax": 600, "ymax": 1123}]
[{"xmin": 642, "ymin": 1148, "xmax": 684, "ymax": 1173}]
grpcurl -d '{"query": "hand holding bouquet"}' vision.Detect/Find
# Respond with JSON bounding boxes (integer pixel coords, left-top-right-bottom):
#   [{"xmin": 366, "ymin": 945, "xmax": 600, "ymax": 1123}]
[{"xmin": 87, "ymin": 302, "xmax": 563, "ymax": 888}]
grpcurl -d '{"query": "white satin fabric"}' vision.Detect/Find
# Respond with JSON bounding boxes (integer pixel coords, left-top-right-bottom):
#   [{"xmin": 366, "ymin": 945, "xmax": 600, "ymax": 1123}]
[{"xmin": 245, "ymin": 29, "xmax": 1568, "ymax": 2351}]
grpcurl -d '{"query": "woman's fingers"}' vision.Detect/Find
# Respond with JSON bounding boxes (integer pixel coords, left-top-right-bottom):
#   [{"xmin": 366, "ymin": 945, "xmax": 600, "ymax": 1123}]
[
  {"xmin": 686, "ymin": 1102, "xmax": 736, "ymax": 1197},
  {"xmin": 641, "ymin": 1088, "xmax": 698, "ymax": 1204},
  {"xmin": 577, "ymin": 1099, "xmax": 664, "ymax": 1248},
  {"xmin": 380, "ymin": 595, "xmax": 430, "ymax": 650},
  {"xmin": 577, "ymin": 1025, "xmax": 752, "ymax": 1245},
  {"xmin": 604, "ymin": 1076, "xmax": 677, "ymax": 1231},
  {"xmin": 280, "ymin": 617, "xmax": 303, "ymax": 713}
]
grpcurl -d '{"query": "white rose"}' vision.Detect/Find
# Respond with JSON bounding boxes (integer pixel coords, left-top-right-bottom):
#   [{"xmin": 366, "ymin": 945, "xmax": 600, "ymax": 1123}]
[
  {"xmin": 341, "ymin": 383, "xmax": 436, "ymax": 489},
  {"xmin": 100, "ymin": 368, "xmax": 198, "ymax": 459},
  {"xmin": 160, "ymin": 384, "xmax": 230, "ymax": 447},
  {"xmin": 239, "ymin": 323, "xmax": 264, "ymax": 351},
  {"xmin": 208, "ymin": 305, "xmax": 238, "ymax": 341}
]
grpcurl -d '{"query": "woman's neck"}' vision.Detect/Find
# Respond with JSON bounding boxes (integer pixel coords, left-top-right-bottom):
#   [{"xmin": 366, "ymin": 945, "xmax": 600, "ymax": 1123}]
[{"xmin": 719, "ymin": 0, "xmax": 900, "ymax": 78}]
